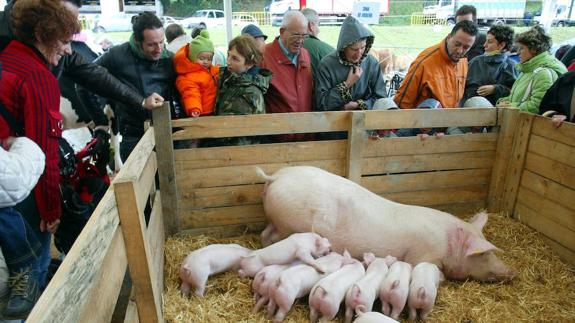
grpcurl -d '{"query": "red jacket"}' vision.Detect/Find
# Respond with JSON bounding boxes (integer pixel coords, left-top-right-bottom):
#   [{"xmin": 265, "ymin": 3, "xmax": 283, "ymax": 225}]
[{"xmin": 0, "ymin": 41, "xmax": 62, "ymax": 223}]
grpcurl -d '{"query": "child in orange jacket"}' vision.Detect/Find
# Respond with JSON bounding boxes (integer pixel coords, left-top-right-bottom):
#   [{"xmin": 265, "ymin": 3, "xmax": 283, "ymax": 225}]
[{"xmin": 174, "ymin": 30, "xmax": 220, "ymax": 117}]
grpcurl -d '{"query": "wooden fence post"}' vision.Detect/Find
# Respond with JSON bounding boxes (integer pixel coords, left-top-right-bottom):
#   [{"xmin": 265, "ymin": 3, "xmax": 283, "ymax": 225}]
[
  {"xmin": 487, "ymin": 108, "xmax": 520, "ymax": 212},
  {"xmin": 346, "ymin": 111, "xmax": 365, "ymax": 183},
  {"xmin": 152, "ymin": 102, "xmax": 180, "ymax": 235},
  {"xmin": 500, "ymin": 111, "xmax": 534, "ymax": 217}
]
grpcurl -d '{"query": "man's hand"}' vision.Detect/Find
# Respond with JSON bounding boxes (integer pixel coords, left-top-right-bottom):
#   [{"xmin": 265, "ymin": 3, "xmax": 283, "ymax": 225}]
[
  {"xmin": 40, "ymin": 219, "xmax": 60, "ymax": 233},
  {"xmin": 142, "ymin": 93, "xmax": 165, "ymax": 110},
  {"xmin": 477, "ymin": 85, "xmax": 495, "ymax": 96},
  {"xmin": 551, "ymin": 114, "xmax": 567, "ymax": 128},
  {"xmin": 345, "ymin": 66, "xmax": 363, "ymax": 88}
]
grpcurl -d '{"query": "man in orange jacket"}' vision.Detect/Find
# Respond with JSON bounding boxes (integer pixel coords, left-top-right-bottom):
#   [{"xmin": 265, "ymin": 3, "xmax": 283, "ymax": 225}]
[{"xmin": 394, "ymin": 20, "xmax": 478, "ymax": 109}]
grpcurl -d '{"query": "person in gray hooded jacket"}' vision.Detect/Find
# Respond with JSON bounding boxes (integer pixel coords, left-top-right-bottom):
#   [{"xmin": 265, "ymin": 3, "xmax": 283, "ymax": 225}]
[{"xmin": 315, "ymin": 16, "xmax": 387, "ymax": 112}]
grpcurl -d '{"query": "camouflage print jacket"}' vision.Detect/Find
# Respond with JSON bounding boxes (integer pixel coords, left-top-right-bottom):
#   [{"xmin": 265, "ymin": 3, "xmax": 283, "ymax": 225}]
[
  {"xmin": 215, "ymin": 66, "xmax": 272, "ymax": 116},
  {"xmin": 210, "ymin": 66, "xmax": 272, "ymax": 146}
]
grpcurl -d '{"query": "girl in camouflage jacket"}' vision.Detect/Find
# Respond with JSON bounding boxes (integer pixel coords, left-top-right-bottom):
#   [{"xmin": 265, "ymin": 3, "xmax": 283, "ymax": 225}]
[{"xmin": 213, "ymin": 35, "xmax": 272, "ymax": 146}]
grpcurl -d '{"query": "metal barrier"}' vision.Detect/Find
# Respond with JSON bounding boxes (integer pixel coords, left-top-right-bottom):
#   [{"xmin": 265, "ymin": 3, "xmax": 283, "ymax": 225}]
[
  {"xmin": 234, "ymin": 11, "xmax": 271, "ymax": 26},
  {"xmin": 410, "ymin": 12, "xmax": 447, "ymax": 26}
]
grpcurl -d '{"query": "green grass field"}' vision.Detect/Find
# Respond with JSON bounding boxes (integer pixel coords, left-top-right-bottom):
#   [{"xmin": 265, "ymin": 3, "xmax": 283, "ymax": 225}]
[{"xmin": 98, "ymin": 25, "xmax": 575, "ymax": 59}]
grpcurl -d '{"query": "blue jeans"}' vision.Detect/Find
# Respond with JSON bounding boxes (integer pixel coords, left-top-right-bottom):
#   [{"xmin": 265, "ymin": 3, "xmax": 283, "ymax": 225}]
[
  {"xmin": 0, "ymin": 208, "xmax": 41, "ymax": 274},
  {"xmin": 13, "ymin": 196, "xmax": 51, "ymax": 290}
]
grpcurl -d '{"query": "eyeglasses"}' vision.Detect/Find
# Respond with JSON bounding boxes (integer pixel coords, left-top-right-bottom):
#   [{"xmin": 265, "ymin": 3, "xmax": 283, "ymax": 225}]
[{"xmin": 288, "ymin": 33, "xmax": 309, "ymax": 41}]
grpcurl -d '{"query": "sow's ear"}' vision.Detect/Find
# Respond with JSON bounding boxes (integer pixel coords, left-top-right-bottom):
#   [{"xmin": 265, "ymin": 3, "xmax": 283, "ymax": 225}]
[
  {"xmin": 465, "ymin": 237, "xmax": 502, "ymax": 257},
  {"xmin": 468, "ymin": 211, "xmax": 489, "ymax": 232}
]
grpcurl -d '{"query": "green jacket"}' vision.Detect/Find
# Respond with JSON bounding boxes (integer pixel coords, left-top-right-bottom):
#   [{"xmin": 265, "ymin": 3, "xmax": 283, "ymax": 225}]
[
  {"xmin": 303, "ymin": 35, "xmax": 335, "ymax": 83},
  {"xmin": 215, "ymin": 66, "xmax": 271, "ymax": 116},
  {"xmin": 212, "ymin": 66, "xmax": 271, "ymax": 146},
  {"xmin": 498, "ymin": 52, "xmax": 566, "ymax": 114}
]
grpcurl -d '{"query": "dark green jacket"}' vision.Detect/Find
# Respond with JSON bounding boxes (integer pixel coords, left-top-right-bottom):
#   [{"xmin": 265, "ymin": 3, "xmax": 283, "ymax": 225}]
[
  {"xmin": 304, "ymin": 35, "xmax": 335, "ymax": 83},
  {"xmin": 212, "ymin": 66, "xmax": 271, "ymax": 146}
]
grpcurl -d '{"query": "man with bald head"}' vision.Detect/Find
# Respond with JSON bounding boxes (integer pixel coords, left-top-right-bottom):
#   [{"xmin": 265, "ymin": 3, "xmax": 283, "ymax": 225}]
[{"xmin": 261, "ymin": 11, "xmax": 313, "ymax": 140}]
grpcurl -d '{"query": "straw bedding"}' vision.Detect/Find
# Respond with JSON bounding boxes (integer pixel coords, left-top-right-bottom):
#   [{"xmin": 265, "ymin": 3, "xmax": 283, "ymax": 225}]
[{"xmin": 163, "ymin": 213, "xmax": 575, "ymax": 322}]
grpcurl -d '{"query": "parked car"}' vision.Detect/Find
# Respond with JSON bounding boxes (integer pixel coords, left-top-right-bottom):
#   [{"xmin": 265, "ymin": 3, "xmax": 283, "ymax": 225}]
[
  {"xmin": 181, "ymin": 9, "xmax": 225, "ymax": 29},
  {"xmin": 232, "ymin": 13, "xmax": 259, "ymax": 28},
  {"xmin": 160, "ymin": 16, "xmax": 182, "ymax": 26},
  {"xmin": 93, "ymin": 12, "xmax": 135, "ymax": 33}
]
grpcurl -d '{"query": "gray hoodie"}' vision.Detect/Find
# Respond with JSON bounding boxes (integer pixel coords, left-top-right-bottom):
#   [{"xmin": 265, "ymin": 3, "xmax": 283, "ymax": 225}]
[{"xmin": 315, "ymin": 16, "xmax": 386, "ymax": 111}]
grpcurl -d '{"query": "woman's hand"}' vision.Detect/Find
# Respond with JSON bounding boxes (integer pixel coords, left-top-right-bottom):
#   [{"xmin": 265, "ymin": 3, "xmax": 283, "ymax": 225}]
[
  {"xmin": 343, "ymin": 101, "xmax": 359, "ymax": 110},
  {"xmin": 477, "ymin": 85, "xmax": 495, "ymax": 96},
  {"xmin": 345, "ymin": 66, "xmax": 363, "ymax": 88},
  {"xmin": 497, "ymin": 100, "xmax": 511, "ymax": 108},
  {"xmin": 551, "ymin": 114, "xmax": 567, "ymax": 128},
  {"xmin": 40, "ymin": 219, "xmax": 60, "ymax": 234}
]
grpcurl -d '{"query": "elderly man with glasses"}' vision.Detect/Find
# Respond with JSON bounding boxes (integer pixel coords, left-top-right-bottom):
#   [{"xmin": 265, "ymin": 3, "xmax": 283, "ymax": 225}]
[{"xmin": 261, "ymin": 10, "xmax": 314, "ymax": 142}]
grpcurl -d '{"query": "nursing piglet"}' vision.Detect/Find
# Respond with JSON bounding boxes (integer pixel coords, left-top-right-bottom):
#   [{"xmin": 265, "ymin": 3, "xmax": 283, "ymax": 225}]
[
  {"xmin": 251, "ymin": 263, "xmax": 293, "ymax": 313},
  {"xmin": 309, "ymin": 258, "xmax": 366, "ymax": 323},
  {"xmin": 353, "ymin": 305, "xmax": 400, "ymax": 323},
  {"xmin": 344, "ymin": 254, "xmax": 396, "ymax": 323},
  {"xmin": 407, "ymin": 262, "xmax": 444, "ymax": 321},
  {"xmin": 180, "ymin": 244, "xmax": 252, "ymax": 297},
  {"xmin": 238, "ymin": 232, "xmax": 331, "ymax": 278},
  {"xmin": 268, "ymin": 251, "xmax": 353, "ymax": 323},
  {"xmin": 379, "ymin": 261, "xmax": 412, "ymax": 320}
]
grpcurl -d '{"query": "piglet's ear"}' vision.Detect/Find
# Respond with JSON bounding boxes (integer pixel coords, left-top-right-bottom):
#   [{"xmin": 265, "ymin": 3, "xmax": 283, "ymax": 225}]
[
  {"xmin": 465, "ymin": 238, "xmax": 502, "ymax": 257},
  {"xmin": 468, "ymin": 211, "xmax": 489, "ymax": 232}
]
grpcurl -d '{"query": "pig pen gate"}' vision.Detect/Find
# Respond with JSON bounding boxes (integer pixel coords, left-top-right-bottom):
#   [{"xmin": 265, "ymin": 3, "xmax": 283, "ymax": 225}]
[{"xmin": 26, "ymin": 106, "xmax": 574, "ymax": 322}]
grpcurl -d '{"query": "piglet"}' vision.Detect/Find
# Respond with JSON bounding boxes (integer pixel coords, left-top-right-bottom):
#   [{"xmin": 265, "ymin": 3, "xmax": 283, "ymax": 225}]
[
  {"xmin": 379, "ymin": 261, "xmax": 412, "ymax": 320},
  {"xmin": 353, "ymin": 305, "xmax": 400, "ymax": 323},
  {"xmin": 268, "ymin": 251, "xmax": 353, "ymax": 322},
  {"xmin": 407, "ymin": 262, "xmax": 444, "ymax": 321},
  {"xmin": 344, "ymin": 253, "xmax": 396, "ymax": 323},
  {"xmin": 180, "ymin": 243, "xmax": 252, "ymax": 297},
  {"xmin": 251, "ymin": 263, "xmax": 294, "ymax": 313},
  {"xmin": 238, "ymin": 232, "xmax": 331, "ymax": 278},
  {"xmin": 309, "ymin": 258, "xmax": 366, "ymax": 323}
]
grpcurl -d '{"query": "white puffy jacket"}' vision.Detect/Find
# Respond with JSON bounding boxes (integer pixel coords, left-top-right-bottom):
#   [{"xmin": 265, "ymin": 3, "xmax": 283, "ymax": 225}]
[{"xmin": 0, "ymin": 137, "xmax": 45, "ymax": 207}]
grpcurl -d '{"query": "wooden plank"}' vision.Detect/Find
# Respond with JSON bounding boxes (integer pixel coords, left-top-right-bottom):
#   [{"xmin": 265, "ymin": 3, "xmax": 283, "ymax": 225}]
[
  {"xmin": 521, "ymin": 170, "xmax": 575, "ymax": 212},
  {"xmin": 114, "ymin": 181, "xmax": 162, "ymax": 323},
  {"xmin": 364, "ymin": 107, "xmax": 498, "ymax": 129},
  {"xmin": 79, "ymin": 227, "xmax": 127, "ymax": 323},
  {"xmin": 531, "ymin": 114, "xmax": 575, "ymax": 148},
  {"xmin": 363, "ymin": 132, "xmax": 498, "ymax": 157},
  {"xmin": 347, "ymin": 111, "xmax": 365, "ymax": 183},
  {"xmin": 171, "ymin": 111, "xmax": 350, "ymax": 140},
  {"xmin": 180, "ymin": 204, "xmax": 265, "ymax": 230},
  {"xmin": 147, "ymin": 191, "xmax": 165, "ymax": 304},
  {"xmin": 153, "ymin": 102, "xmax": 180, "ymax": 235},
  {"xmin": 541, "ymin": 236, "xmax": 575, "ymax": 269},
  {"xmin": 488, "ymin": 108, "xmax": 519, "ymax": 212},
  {"xmin": 383, "ymin": 185, "xmax": 488, "ymax": 206},
  {"xmin": 134, "ymin": 151, "xmax": 157, "ymax": 214},
  {"xmin": 528, "ymin": 134, "xmax": 575, "ymax": 166},
  {"xmin": 114, "ymin": 128, "xmax": 155, "ymax": 183},
  {"xmin": 363, "ymin": 168, "xmax": 491, "ymax": 194},
  {"xmin": 517, "ymin": 186, "xmax": 575, "ymax": 232},
  {"xmin": 174, "ymin": 140, "xmax": 346, "ymax": 169},
  {"xmin": 178, "ymin": 222, "xmax": 268, "ymax": 239},
  {"xmin": 180, "ymin": 184, "xmax": 264, "ymax": 209},
  {"xmin": 176, "ymin": 159, "xmax": 345, "ymax": 189},
  {"xmin": 516, "ymin": 203, "xmax": 575, "ymax": 252},
  {"xmin": 524, "ymin": 152, "xmax": 575, "ymax": 191},
  {"xmin": 180, "ymin": 169, "xmax": 491, "ymax": 210},
  {"xmin": 362, "ymin": 150, "xmax": 495, "ymax": 175},
  {"xmin": 27, "ymin": 190, "xmax": 120, "ymax": 322},
  {"xmin": 501, "ymin": 112, "xmax": 534, "ymax": 217}
]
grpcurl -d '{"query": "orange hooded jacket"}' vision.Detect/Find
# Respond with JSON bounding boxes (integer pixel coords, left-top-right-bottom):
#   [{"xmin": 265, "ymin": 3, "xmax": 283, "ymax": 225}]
[
  {"xmin": 174, "ymin": 44, "xmax": 220, "ymax": 116},
  {"xmin": 394, "ymin": 38, "xmax": 468, "ymax": 109}
]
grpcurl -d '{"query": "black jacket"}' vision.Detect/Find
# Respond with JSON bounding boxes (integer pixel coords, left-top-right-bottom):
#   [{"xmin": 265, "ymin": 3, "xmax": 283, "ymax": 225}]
[
  {"xmin": 463, "ymin": 53, "xmax": 518, "ymax": 105},
  {"xmin": 94, "ymin": 42, "xmax": 178, "ymax": 136},
  {"xmin": 0, "ymin": 1, "xmax": 144, "ymax": 113},
  {"xmin": 466, "ymin": 32, "xmax": 486, "ymax": 62},
  {"xmin": 539, "ymin": 70, "xmax": 575, "ymax": 122}
]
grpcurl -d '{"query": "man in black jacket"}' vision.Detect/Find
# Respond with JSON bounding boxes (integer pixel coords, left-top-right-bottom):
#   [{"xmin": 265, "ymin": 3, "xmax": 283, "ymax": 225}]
[
  {"xmin": 539, "ymin": 70, "xmax": 575, "ymax": 127},
  {"xmin": 0, "ymin": 0, "xmax": 165, "ymax": 123},
  {"xmin": 94, "ymin": 12, "xmax": 177, "ymax": 161}
]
